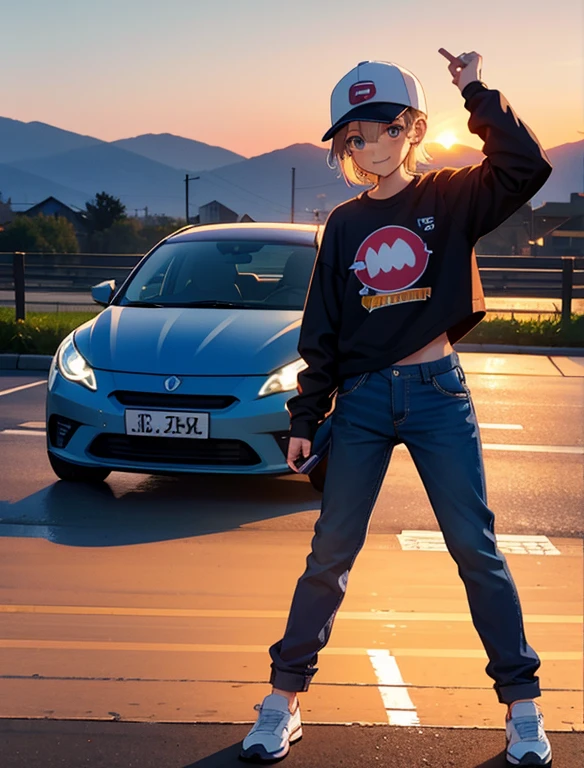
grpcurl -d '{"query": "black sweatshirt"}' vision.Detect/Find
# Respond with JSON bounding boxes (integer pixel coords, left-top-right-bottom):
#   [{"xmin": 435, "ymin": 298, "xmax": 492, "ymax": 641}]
[{"xmin": 287, "ymin": 81, "xmax": 552, "ymax": 441}]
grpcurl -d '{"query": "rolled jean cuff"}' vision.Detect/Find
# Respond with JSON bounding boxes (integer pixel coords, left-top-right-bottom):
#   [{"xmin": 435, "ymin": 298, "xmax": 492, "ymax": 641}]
[
  {"xmin": 495, "ymin": 680, "xmax": 542, "ymax": 705},
  {"xmin": 269, "ymin": 664, "xmax": 313, "ymax": 693}
]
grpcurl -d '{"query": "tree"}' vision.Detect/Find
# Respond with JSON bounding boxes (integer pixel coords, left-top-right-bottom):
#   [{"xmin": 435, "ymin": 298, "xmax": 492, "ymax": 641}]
[
  {"xmin": 90, "ymin": 218, "xmax": 145, "ymax": 254},
  {"xmin": 87, "ymin": 216, "xmax": 186, "ymax": 254},
  {"xmin": 85, "ymin": 191, "xmax": 126, "ymax": 232},
  {"xmin": 0, "ymin": 214, "xmax": 78, "ymax": 253}
]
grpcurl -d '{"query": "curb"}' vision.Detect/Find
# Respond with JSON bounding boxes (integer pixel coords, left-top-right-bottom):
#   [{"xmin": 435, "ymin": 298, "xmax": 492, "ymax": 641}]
[
  {"xmin": 0, "ymin": 354, "xmax": 52, "ymax": 372},
  {"xmin": 0, "ymin": 346, "xmax": 583, "ymax": 373},
  {"xmin": 454, "ymin": 344, "xmax": 584, "ymax": 356}
]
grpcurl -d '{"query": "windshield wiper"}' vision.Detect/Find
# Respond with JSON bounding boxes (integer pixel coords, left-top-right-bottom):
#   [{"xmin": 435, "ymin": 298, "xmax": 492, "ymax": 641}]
[
  {"xmin": 120, "ymin": 299, "xmax": 294, "ymax": 310},
  {"xmin": 176, "ymin": 300, "xmax": 251, "ymax": 308}
]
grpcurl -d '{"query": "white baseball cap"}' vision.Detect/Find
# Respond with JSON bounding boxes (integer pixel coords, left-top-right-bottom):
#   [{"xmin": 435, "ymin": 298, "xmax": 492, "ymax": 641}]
[{"xmin": 322, "ymin": 60, "xmax": 427, "ymax": 142}]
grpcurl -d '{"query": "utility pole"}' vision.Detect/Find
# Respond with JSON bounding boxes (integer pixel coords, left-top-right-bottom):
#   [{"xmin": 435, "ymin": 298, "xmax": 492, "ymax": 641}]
[
  {"xmin": 290, "ymin": 167, "xmax": 296, "ymax": 223},
  {"xmin": 579, "ymin": 131, "xmax": 584, "ymax": 193},
  {"xmin": 185, "ymin": 174, "xmax": 200, "ymax": 224}
]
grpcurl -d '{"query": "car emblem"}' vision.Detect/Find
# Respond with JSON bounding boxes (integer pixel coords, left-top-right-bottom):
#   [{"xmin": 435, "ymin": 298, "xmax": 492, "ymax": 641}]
[{"xmin": 164, "ymin": 376, "xmax": 181, "ymax": 392}]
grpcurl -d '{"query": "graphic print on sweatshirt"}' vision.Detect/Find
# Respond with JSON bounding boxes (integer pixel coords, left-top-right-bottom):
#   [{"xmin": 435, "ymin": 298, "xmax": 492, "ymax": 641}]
[{"xmin": 349, "ymin": 225, "xmax": 433, "ymax": 312}]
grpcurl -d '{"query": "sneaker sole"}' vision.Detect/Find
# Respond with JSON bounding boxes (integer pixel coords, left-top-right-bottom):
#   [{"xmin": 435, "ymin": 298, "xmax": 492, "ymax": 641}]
[
  {"xmin": 239, "ymin": 726, "xmax": 303, "ymax": 764},
  {"xmin": 505, "ymin": 752, "xmax": 552, "ymax": 767}
]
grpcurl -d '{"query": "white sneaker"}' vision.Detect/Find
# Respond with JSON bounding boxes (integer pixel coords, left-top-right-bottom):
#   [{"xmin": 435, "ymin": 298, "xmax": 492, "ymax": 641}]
[
  {"xmin": 239, "ymin": 693, "xmax": 302, "ymax": 763},
  {"xmin": 506, "ymin": 701, "xmax": 552, "ymax": 766}
]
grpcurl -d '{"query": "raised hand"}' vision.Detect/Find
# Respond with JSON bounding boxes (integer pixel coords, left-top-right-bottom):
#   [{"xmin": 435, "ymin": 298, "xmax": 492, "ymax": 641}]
[{"xmin": 439, "ymin": 48, "xmax": 483, "ymax": 93}]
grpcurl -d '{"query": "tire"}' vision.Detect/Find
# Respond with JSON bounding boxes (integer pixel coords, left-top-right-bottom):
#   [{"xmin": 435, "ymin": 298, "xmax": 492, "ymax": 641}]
[
  {"xmin": 48, "ymin": 452, "xmax": 111, "ymax": 484},
  {"xmin": 308, "ymin": 453, "xmax": 328, "ymax": 493}
]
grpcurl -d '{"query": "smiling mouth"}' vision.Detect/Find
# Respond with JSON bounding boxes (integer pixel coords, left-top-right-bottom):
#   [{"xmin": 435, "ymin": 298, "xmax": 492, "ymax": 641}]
[{"xmin": 373, "ymin": 156, "xmax": 391, "ymax": 164}]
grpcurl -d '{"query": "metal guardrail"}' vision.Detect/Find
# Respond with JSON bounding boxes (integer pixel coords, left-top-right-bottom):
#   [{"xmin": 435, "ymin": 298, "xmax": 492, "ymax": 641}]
[{"xmin": 1, "ymin": 251, "xmax": 583, "ymax": 328}]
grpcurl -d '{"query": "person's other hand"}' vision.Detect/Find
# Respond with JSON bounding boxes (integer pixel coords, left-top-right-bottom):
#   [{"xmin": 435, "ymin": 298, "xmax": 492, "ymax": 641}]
[
  {"xmin": 448, "ymin": 51, "xmax": 483, "ymax": 93},
  {"xmin": 287, "ymin": 436, "xmax": 312, "ymax": 472}
]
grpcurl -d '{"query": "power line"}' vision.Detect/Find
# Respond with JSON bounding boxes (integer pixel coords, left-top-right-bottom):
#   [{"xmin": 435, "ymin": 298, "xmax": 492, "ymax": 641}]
[
  {"xmin": 203, "ymin": 171, "xmax": 289, "ymax": 212},
  {"xmin": 296, "ymin": 180, "xmax": 343, "ymax": 190}
]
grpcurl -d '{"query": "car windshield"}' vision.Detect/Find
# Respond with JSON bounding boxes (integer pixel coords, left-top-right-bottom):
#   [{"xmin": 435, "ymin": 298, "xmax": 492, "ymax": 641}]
[{"xmin": 117, "ymin": 239, "xmax": 317, "ymax": 310}]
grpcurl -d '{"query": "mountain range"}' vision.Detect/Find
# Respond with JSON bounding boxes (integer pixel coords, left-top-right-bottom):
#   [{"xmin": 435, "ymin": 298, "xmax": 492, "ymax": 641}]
[{"xmin": 0, "ymin": 116, "xmax": 581, "ymax": 223}]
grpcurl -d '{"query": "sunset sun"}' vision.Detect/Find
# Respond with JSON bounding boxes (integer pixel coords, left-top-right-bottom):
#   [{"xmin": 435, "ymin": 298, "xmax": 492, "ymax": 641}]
[{"xmin": 435, "ymin": 131, "xmax": 459, "ymax": 149}]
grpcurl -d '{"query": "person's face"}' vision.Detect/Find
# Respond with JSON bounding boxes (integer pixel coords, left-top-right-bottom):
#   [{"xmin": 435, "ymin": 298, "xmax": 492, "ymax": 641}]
[{"xmin": 344, "ymin": 116, "xmax": 421, "ymax": 177}]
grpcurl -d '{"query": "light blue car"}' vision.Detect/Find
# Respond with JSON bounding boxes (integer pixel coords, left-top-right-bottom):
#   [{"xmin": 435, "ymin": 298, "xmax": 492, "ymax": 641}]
[{"xmin": 46, "ymin": 222, "xmax": 326, "ymax": 487}]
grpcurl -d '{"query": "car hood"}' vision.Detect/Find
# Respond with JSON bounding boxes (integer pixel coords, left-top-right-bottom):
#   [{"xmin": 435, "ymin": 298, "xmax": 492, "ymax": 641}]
[{"xmin": 74, "ymin": 306, "xmax": 303, "ymax": 375}]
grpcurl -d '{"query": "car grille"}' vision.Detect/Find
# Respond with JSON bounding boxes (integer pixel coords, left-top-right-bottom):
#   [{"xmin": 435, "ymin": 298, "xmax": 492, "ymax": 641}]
[
  {"xmin": 88, "ymin": 434, "xmax": 261, "ymax": 466},
  {"xmin": 112, "ymin": 391, "xmax": 237, "ymax": 410}
]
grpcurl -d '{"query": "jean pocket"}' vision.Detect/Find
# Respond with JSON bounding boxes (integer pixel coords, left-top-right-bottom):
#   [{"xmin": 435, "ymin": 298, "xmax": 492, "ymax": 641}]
[
  {"xmin": 431, "ymin": 365, "xmax": 470, "ymax": 398},
  {"xmin": 337, "ymin": 371, "xmax": 370, "ymax": 398}
]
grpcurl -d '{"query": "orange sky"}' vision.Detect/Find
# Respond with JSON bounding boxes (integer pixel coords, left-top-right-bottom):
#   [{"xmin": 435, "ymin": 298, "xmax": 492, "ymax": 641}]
[{"xmin": 3, "ymin": 0, "xmax": 583, "ymax": 156}]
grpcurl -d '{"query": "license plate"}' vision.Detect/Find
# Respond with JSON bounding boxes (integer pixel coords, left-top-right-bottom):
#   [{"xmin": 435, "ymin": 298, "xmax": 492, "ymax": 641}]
[{"xmin": 125, "ymin": 410, "xmax": 209, "ymax": 439}]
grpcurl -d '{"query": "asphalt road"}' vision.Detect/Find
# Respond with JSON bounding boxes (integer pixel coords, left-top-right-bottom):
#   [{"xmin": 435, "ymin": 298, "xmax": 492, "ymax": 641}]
[
  {"xmin": 1, "ymin": 363, "xmax": 583, "ymax": 537},
  {"xmin": 0, "ymin": 363, "xmax": 582, "ymax": 767},
  {"xmin": 1, "ymin": 720, "xmax": 583, "ymax": 767}
]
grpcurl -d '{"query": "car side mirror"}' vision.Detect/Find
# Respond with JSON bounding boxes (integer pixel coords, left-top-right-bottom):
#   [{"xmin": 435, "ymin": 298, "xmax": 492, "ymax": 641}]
[{"xmin": 91, "ymin": 280, "xmax": 116, "ymax": 306}]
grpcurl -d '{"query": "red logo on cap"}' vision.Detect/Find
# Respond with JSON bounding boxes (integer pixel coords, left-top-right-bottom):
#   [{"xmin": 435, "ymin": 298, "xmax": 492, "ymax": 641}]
[{"xmin": 349, "ymin": 81, "xmax": 377, "ymax": 105}]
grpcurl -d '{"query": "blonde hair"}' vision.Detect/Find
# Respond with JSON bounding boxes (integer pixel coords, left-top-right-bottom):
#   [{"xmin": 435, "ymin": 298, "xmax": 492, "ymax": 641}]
[{"xmin": 329, "ymin": 108, "xmax": 432, "ymax": 186}]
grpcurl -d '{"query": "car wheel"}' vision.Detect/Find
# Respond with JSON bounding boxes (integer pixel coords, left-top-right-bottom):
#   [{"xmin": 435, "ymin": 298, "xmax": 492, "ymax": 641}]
[
  {"xmin": 308, "ymin": 454, "xmax": 328, "ymax": 493},
  {"xmin": 48, "ymin": 452, "xmax": 111, "ymax": 484}
]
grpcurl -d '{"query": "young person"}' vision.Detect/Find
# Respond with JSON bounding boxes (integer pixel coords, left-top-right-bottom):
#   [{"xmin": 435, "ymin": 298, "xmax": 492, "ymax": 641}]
[{"xmin": 240, "ymin": 52, "xmax": 553, "ymax": 767}]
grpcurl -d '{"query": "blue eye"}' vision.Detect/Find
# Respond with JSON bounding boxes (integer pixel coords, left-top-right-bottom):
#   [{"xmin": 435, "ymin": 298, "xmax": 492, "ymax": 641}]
[
  {"xmin": 346, "ymin": 135, "xmax": 365, "ymax": 151},
  {"xmin": 387, "ymin": 125, "xmax": 404, "ymax": 138}
]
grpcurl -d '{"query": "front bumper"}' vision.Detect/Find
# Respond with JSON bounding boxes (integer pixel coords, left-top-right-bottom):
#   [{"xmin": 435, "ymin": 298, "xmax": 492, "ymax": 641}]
[{"xmin": 46, "ymin": 366, "xmax": 292, "ymax": 475}]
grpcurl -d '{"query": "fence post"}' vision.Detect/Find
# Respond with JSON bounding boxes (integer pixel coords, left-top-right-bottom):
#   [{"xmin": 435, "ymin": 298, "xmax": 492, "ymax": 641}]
[
  {"xmin": 561, "ymin": 257, "xmax": 574, "ymax": 331},
  {"xmin": 13, "ymin": 251, "xmax": 25, "ymax": 321}
]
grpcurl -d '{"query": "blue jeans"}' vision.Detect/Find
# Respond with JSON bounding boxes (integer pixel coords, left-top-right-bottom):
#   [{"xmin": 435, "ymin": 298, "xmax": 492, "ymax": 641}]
[{"xmin": 270, "ymin": 351, "xmax": 541, "ymax": 705}]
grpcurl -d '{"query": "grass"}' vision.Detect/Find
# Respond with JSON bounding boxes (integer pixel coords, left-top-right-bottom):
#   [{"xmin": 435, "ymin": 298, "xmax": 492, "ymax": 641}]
[
  {"xmin": 0, "ymin": 308, "xmax": 98, "ymax": 354},
  {"xmin": 464, "ymin": 313, "xmax": 584, "ymax": 347},
  {"xmin": 0, "ymin": 307, "xmax": 582, "ymax": 355}
]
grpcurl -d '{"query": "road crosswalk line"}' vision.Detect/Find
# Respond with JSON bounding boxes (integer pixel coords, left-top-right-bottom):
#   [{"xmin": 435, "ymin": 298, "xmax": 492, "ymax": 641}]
[
  {"xmin": 368, "ymin": 649, "xmax": 420, "ymax": 725},
  {"xmin": 397, "ymin": 530, "xmax": 562, "ymax": 555}
]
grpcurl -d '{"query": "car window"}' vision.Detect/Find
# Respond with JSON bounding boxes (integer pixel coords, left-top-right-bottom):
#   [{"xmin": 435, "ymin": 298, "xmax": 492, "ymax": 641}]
[{"xmin": 119, "ymin": 240, "xmax": 317, "ymax": 310}]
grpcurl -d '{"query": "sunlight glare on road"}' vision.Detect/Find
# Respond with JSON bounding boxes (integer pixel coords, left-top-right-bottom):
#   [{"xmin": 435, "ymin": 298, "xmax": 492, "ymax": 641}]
[{"xmin": 482, "ymin": 357, "xmax": 508, "ymax": 374}]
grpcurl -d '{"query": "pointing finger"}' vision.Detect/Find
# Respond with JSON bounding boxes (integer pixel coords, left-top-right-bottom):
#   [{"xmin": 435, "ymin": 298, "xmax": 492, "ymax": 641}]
[{"xmin": 438, "ymin": 47, "xmax": 459, "ymax": 65}]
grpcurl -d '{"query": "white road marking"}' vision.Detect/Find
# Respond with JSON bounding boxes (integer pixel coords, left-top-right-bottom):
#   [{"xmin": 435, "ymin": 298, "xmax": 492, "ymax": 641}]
[
  {"xmin": 482, "ymin": 443, "xmax": 583, "ymax": 455},
  {"xmin": 394, "ymin": 442, "xmax": 582, "ymax": 455},
  {"xmin": 9, "ymin": 430, "xmax": 582, "ymax": 455},
  {"xmin": 20, "ymin": 421, "xmax": 45, "ymax": 429},
  {"xmin": 0, "ymin": 380, "xmax": 46, "ymax": 397},
  {"xmin": 1, "ymin": 430, "xmax": 46, "ymax": 436},
  {"xmin": 1, "ymin": 605, "xmax": 580, "ymax": 624},
  {"xmin": 398, "ymin": 531, "xmax": 561, "ymax": 555},
  {"xmin": 367, "ymin": 649, "xmax": 420, "ymax": 726},
  {"xmin": 0, "ymin": 424, "xmax": 584, "ymax": 456},
  {"xmin": 1, "ymin": 428, "xmax": 581, "ymax": 456},
  {"xmin": 10, "ymin": 429, "xmax": 581, "ymax": 456},
  {"xmin": 0, "ymin": 639, "xmax": 579, "ymax": 661}
]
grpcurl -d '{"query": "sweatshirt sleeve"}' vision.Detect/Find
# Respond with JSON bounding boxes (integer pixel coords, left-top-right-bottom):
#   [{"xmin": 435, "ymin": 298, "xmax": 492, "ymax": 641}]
[
  {"xmin": 434, "ymin": 81, "xmax": 552, "ymax": 243},
  {"xmin": 286, "ymin": 216, "xmax": 344, "ymax": 441}
]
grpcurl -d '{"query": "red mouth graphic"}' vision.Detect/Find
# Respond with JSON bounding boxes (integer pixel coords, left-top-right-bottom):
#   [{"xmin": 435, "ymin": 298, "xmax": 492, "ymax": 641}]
[{"xmin": 351, "ymin": 226, "xmax": 431, "ymax": 293}]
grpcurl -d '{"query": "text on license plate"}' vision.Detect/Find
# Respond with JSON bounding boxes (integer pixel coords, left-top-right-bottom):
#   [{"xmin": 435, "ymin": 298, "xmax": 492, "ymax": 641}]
[{"xmin": 125, "ymin": 410, "xmax": 209, "ymax": 439}]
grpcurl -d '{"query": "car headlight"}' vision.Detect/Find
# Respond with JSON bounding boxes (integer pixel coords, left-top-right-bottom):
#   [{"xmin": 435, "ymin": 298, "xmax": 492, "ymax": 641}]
[
  {"xmin": 258, "ymin": 358, "xmax": 308, "ymax": 398},
  {"xmin": 57, "ymin": 335, "xmax": 97, "ymax": 391}
]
